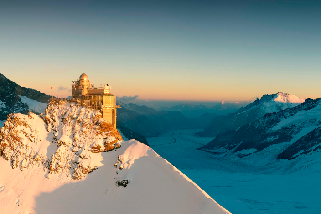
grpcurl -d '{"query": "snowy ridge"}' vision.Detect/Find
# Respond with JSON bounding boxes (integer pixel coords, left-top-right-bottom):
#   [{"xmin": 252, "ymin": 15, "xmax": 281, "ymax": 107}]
[
  {"xmin": 239, "ymin": 92, "xmax": 305, "ymax": 115},
  {"xmin": 0, "ymin": 100, "xmax": 122, "ymax": 180},
  {"xmin": 0, "ymin": 101, "xmax": 229, "ymax": 214},
  {"xmin": 260, "ymin": 92, "xmax": 305, "ymax": 114},
  {"xmin": 200, "ymin": 98, "xmax": 321, "ymax": 173},
  {"xmin": 198, "ymin": 92, "xmax": 305, "ymax": 137},
  {"xmin": 273, "ymin": 92, "xmax": 305, "ymax": 103}
]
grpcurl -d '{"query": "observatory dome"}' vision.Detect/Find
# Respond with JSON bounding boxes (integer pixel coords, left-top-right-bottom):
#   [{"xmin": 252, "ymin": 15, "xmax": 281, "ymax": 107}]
[
  {"xmin": 79, "ymin": 73, "xmax": 90, "ymax": 87},
  {"xmin": 79, "ymin": 73, "xmax": 89, "ymax": 80}
]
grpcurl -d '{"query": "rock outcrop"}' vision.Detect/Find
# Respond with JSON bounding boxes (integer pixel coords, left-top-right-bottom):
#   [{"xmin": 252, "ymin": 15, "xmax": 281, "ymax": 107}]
[{"xmin": 0, "ymin": 100, "xmax": 122, "ymax": 180}]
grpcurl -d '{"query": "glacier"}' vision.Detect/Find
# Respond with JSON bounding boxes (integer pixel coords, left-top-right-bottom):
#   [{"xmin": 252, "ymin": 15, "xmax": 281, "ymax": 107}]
[{"xmin": 148, "ymin": 129, "xmax": 321, "ymax": 214}]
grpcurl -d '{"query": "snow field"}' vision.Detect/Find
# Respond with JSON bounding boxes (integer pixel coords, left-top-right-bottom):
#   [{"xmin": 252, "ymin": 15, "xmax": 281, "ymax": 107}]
[
  {"xmin": 148, "ymin": 129, "xmax": 321, "ymax": 214},
  {"xmin": 19, "ymin": 95, "xmax": 48, "ymax": 114},
  {"xmin": 0, "ymin": 140, "xmax": 230, "ymax": 214}
]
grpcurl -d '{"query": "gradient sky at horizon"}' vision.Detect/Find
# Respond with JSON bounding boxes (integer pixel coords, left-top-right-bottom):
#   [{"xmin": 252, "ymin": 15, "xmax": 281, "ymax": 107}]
[{"xmin": 1, "ymin": 0, "xmax": 321, "ymax": 101}]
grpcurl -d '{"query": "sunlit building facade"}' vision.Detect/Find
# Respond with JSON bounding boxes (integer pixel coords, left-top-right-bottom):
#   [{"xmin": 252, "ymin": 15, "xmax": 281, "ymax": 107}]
[{"xmin": 72, "ymin": 73, "xmax": 118, "ymax": 128}]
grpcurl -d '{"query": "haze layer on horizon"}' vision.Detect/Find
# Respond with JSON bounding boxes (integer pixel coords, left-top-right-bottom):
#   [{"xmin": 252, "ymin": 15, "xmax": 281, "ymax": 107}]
[{"xmin": 1, "ymin": 0, "xmax": 320, "ymax": 101}]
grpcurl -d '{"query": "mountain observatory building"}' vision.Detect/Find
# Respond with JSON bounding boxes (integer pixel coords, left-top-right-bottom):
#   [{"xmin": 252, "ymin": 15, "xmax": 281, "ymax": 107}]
[{"xmin": 72, "ymin": 73, "xmax": 118, "ymax": 128}]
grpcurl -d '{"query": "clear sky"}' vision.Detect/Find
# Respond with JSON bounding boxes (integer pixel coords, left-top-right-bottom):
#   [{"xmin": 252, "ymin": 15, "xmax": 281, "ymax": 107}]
[{"xmin": 1, "ymin": 0, "xmax": 320, "ymax": 101}]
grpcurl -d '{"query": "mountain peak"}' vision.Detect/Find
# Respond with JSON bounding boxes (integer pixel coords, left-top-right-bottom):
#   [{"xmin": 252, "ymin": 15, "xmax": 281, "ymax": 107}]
[
  {"xmin": 197, "ymin": 92, "xmax": 306, "ymax": 137},
  {"xmin": 239, "ymin": 92, "xmax": 305, "ymax": 114},
  {"xmin": 199, "ymin": 97, "xmax": 321, "ymax": 173},
  {"xmin": 273, "ymin": 92, "xmax": 305, "ymax": 104}
]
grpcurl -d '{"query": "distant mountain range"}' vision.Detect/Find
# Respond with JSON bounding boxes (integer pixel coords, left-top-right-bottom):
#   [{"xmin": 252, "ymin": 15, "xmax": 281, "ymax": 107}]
[
  {"xmin": 117, "ymin": 102, "xmax": 217, "ymax": 137},
  {"xmin": 197, "ymin": 92, "xmax": 305, "ymax": 137},
  {"xmin": 198, "ymin": 96, "xmax": 321, "ymax": 172},
  {"xmin": 159, "ymin": 102, "xmax": 248, "ymax": 118}
]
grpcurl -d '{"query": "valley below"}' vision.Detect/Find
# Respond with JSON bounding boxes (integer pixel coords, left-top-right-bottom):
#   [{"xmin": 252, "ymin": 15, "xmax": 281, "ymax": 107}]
[{"xmin": 148, "ymin": 129, "xmax": 321, "ymax": 214}]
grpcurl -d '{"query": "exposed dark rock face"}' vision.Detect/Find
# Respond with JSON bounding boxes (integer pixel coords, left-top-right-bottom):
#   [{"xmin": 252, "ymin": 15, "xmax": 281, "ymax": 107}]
[
  {"xmin": 278, "ymin": 127, "xmax": 321, "ymax": 160},
  {"xmin": 199, "ymin": 98, "xmax": 321, "ymax": 161}
]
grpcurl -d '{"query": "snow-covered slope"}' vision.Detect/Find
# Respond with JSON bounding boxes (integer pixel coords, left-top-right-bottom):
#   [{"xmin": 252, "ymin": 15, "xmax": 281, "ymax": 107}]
[
  {"xmin": 197, "ymin": 92, "xmax": 305, "ymax": 137},
  {"xmin": 0, "ymin": 101, "xmax": 229, "ymax": 214},
  {"xmin": 0, "ymin": 73, "xmax": 51, "ymax": 120},
  {"xmin": 199, "ymin": 98, "xmax": 321, "ymax": 173},
  {"xmin": 252, "ymin": 92, "xmax": 305, "ymax": 114},
  {"xmin": 0, "ymin": 100, "xmax": 122, "ymax": 179},
  {"xmin": 19, "ymin": 95, "xmax": 48, "ymax": 114},
  {"xmin": 273, "ymin": 92, "xmax": 305, "ymax": 103}
]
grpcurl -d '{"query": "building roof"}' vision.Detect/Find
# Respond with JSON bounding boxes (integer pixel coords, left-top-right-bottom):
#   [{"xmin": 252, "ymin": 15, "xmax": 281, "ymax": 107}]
[{"xmin": 79, "ymin": 73, "xmax": 89, "ymax": 80}]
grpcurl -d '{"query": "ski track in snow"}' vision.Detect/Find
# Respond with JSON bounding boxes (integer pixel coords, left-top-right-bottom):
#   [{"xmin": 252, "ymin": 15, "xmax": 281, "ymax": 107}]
[{"xmin": 148, "ymin": 129, "xmax": 321, "ymax": 214}]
